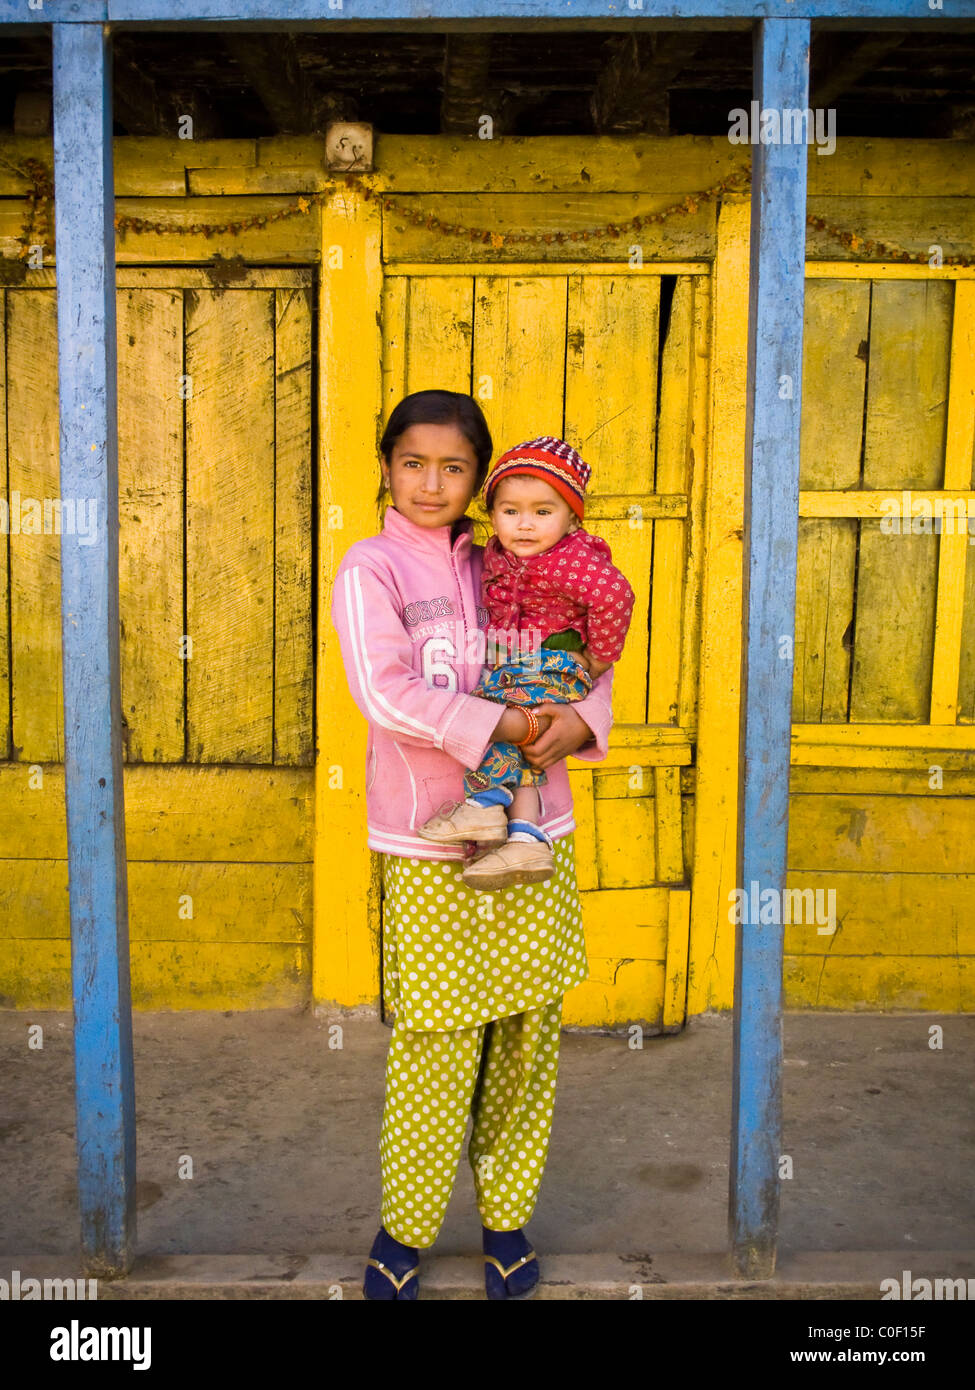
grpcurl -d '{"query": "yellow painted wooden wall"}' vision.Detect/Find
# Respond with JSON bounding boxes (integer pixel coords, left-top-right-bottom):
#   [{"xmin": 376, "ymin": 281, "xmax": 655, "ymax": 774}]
[
  {"xmin": 0, "ymin": 134, "xmax": 972, "ymax": 1016},
  {"xmin": 0, "ymin": 266, "xmax": 315, "ymax": 1007}
]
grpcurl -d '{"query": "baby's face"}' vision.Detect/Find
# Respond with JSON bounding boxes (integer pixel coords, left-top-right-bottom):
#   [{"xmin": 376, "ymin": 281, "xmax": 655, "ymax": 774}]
[{"xmin": 489, "ymin": 476, "xmax": 579, "ymax": 557}]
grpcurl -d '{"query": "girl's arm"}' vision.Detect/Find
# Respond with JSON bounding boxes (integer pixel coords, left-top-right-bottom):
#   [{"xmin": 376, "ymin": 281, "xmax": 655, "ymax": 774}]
[{"xmin": 331, "ymin": 560, "xmax": 505, "ymax": 770}]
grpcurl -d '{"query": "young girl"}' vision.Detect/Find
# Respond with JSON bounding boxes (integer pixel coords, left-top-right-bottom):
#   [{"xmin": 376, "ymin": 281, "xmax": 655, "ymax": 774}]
[
  {"xmin": 417, "ymin": 436, "xmax": 636, "ymax": 891},
  {"xmin": 330, "ymin": 390, "xmax": 615, "ymax": 1300}
]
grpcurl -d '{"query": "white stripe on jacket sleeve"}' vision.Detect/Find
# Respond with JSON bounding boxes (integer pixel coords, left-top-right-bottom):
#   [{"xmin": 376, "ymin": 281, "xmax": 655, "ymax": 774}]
[{"xmin": 343, "ymin": 566, "xmax": 442, "ymax": 743}]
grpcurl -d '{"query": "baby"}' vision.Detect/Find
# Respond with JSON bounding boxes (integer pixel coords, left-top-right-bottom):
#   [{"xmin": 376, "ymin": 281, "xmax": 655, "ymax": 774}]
[{"xmin": 418, "ymin": 436, "xmax": 636, "ymax": 890}]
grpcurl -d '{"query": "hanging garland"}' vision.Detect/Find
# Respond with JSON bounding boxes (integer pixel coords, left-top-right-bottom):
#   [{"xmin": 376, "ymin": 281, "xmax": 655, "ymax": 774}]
[{"xmin": 4, "ymin": 154, "xmax": 973, "ymax": 269}]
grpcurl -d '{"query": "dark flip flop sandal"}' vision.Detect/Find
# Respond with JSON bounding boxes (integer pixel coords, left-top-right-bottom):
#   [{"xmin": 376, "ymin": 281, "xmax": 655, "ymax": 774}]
[
  {"xmin": 364, "ymin": 1256, "xmax": 419, "ymax": 1300},
  {"xmin": 483, "ymin": 1247, "xmax": 540, "ymax": 1300}
]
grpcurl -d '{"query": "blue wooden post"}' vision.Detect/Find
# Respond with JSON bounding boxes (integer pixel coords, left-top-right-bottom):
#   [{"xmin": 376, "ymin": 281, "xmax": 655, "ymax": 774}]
[
  {"xmin": 729, "ymin": 16, "xmax": 810, "ymax": 1278},
  {"xmin": 52, "ymin": 22, "xmax": 136, "ymax": 1277}
]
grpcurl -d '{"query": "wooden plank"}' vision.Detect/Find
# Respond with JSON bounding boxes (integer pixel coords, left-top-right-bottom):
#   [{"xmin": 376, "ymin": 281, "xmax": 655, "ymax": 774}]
[
  {"xmin": 806, "ymin": 199, "xmax": 975, "ymax": 265},
  {"xmin": 337, "ymin": 134, "xmax": 975, "ymax": 199},
  {"xmin": 653, "ymin": 765, "xmax": 685, "ymax": 884},
  {"xmin": 472, "ymin": 274, "xmax": 567, "ymax": 448},
  {"xmin": 850, "ymin": 281, "xmax": 953, "ymax": 723},
  {"xmin": 784, "ymin": 955, "xmax": 969, "ymax": 1013},
  {"xmin": 0, "ymin": 940, "xmax": 309, "ymax": 1011},
  {"xmin": 793, "ymin": 280, "xmax": 867, "ymax": 722},
  {"xmin": 731, "ymin": 16, "xmax": 810, "ymax": 1281},
  {"xmin": 0, "ymin": 196, "xmax": 321, "ymax": 265},
  {"xmin": 594, "ymin": 795, "xmax": 656, "ymax": 889},
  {"xmin": 564, "ymin": 960, "xmax": 667, "ymax": 1031},
  {"xmin": 850, "ymin": 525, "xmax": 938, "ymax": 721},
  {"xmin": 931, "ymin": 282, "xmax": 975, "ymax": 723},
  {"xmin": 807, "ymin": 264, "xmax": 975, "ymax": 281},
  {"xmin": 273, "ymin": 283, "xmax": 314, "ymax": 764},
  {"xmin": 0, "ymin": 860, "xmax": 312, "ymax": 943},
  {"xmin": 577, "ymin": 887, "xmax": 669, "ymax": 958},
  {"xmin": 930, "ymin": 529, "xmax": 970, "ymax": 724},
  {"xmin": 0, "ymin": 291, "xmax": 7, "ymax": 761},
  {"xmin": 779, "ymin": 872, "xmax": 975, "ymax": 956},
  {"xmin": 649, "ymin": 275, "xmax": 694, "ymax": 725},
  {"xmin": 863, "ymin": 281, "xmax": 953, "ymax": 492},
  {"xmin": 390, "ymin": 262, "xmax": 708, "ymax": 278},
  {"xmin": 51, "ymin": 19, "xmax": 135, "ymax": 1278},
  {"xmin": 792, "ymin": 722, "xmax": 975, "ymax": 751},
  {"xmin": 789, "ymin": 767, "xmax": 975, "ymax": 795},
  {"xmin": 678, "ymin": 274, "xmax": 711, "ymax": 731},
  {"xmin": 185, "ymin": 289, "xmax": 276, "ymax": 762},
  {"xmin": 961, "ymin": 531, "xmax": 975, "ymax": 723},
  {"xmin": 367, "ymin": 134, "xmax": 744, "ymax": 196},
  {"xmin": 7, "ymin": 289, "xmax": 63, "ymax": 760},
  {"xmin": 800, "ymin": 490, "xmax": 975, "ymax": 517},
  {"xmin": 572, "ymin": 494, "xmax": 687, "ymax": 520},
  {"xmin": 383, "ymin": 194, "xmax": 715, "ymax": 264},
  {"xmin": 6, "ymin": 268, "xmax": 312, "ymax": 290},
  {"xmin": 566, "ymin": 772, "xmax": 598, "ymax": 892},
  {"xmin": 567, "ymin": 725, "xmax": 693, "ymax": 774},
  {"xmin": 3, "ymin": 134, "xmax": 975, "ymax": 204},
  {"xmin": 791, "ymin": 745, "xmax": 975, "ymax": 771},
  {"xmin": 116, "ymin": 288, "xmax": 185, "ymax": 761},
  {"xmin": 688, "ymin": 196, "xmax": 749, "ymax": 1018},
  {"xmin": 380, "ymin": 275, "xmax": 409, "ymax": 426},
  {"xmin": 315, "ymin": 185, "xmax": 384, "ymax": 1010},
  {"xmin": 0, "ymin": 765, "xmax": 314, "ymax": 863},
  {"xmin": 662, "ymin": 888, "xmax": 691, "ymax": 1031},
  {"xmin": 405, "ymin": 276, "xmax": 473, "ymax": 396},
  {"xmin": 565, "ymin": 274, "xmax": 659, "ymax": 496},
  {"xmin": 787, "ymin": 793, "xmax": 975, "ymax": 874}
]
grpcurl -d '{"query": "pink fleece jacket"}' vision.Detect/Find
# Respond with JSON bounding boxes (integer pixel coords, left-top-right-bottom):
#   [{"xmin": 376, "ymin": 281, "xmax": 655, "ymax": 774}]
[{"xmin": 330, "ymin": 504, "xmax": 615, "ymax": 860}]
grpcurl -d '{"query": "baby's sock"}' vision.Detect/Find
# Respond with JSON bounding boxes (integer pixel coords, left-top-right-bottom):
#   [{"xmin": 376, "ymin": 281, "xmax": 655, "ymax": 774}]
[
  {"xmin": 465, "ymin": 786, "xmax": 514, "ymax": 809},
  {"xmin": 507, "ymin": 819, "xmax": 552, "ymax": 846}
]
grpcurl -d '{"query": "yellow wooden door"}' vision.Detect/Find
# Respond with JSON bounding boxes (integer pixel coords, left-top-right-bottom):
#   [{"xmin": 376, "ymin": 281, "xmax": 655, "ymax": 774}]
[
  {"xmin": 0, "ymin": 267, "xmax": 315, "ymax": 1008},
  {"xmin": 786, "ymin": 267, "xmax": 975, "ymax": 1010},
  {"xmin": 378, "ymin": 261, "xmax": 711, "ymax": 1031}
]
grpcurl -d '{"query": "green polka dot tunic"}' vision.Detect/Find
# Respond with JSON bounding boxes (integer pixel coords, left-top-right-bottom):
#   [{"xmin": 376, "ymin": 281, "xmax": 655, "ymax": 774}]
[{"xmin": 381, "ymin": 834, "xmax": 589, "ymax": 1033}]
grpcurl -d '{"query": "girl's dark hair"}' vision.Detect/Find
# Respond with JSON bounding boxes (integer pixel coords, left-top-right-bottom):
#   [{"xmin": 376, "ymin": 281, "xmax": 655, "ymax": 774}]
[{"xmin": 376, "ymin": 390, "xmax": 493, "ymax": 506}]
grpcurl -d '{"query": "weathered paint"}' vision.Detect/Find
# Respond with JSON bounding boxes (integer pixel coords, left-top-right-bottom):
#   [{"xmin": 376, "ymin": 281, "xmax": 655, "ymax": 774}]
[
  {"xmin": 51, "ymin": 21, "xmax": 136, "ymax": 1276},
  {"xmin": 730, "ymin": 16, "xmax": 810, "ymax": 1278},
  {"xmin": 3, "ymin": 133, "xmax": 975, "ymax": 1019},
  {"xmin": 4, "ymin": 1, "xmax": 975, "ymax": 23}
]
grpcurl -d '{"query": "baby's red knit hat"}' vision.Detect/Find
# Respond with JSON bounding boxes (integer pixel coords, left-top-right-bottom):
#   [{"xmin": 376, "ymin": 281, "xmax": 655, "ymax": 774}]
[{"xmin": 483, "ymin": 436, "xmax": 591, "ymax": 519}]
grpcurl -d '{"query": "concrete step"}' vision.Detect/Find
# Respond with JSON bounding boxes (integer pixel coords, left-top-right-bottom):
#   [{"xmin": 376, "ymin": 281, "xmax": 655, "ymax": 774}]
[{"xmin": 6, "ymin": 1250, "xmax": 975, "ymax": 1301}]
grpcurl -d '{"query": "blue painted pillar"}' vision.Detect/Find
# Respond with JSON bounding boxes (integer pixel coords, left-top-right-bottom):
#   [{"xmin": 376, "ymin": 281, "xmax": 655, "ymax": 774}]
[
  {"xmin": 729, "ymin": 17, "xmax": 810, "ymax": 1278},
  {"xmin": 52, "ymin": 22, "xmax": 136, "ymax": 1276}
]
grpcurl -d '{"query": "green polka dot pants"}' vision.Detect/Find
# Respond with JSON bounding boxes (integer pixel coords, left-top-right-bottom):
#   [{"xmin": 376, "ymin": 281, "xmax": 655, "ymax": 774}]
[{"xmin": 379, "ymin": 996, "xmax": 564, "ymax": 1248}]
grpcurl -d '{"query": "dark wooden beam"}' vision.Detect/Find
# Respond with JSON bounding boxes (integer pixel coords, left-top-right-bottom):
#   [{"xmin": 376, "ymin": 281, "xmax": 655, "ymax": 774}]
[
  {"xmin": 223, "ymin": 31, "xmax": 355, "ymax": 134},
  {"xmin": 111, "ymin": 37, "xmax": 228, "ymax": 137},
  {"xmin": 440, "ymin": 33, "xmax": 528, "ymax": 136},
  {"xmin": 591, "ymin": 33, "xmax": 702, "ymax": 135},
  {"xmin": 811, "ymin": 33, "xmax": 907, "ymax": 110}
]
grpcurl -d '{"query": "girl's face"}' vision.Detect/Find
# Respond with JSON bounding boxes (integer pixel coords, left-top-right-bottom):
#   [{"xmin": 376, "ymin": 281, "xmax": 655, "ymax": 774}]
[
  {"xmin": 489, "ymin": 475, "xmax": 579, "ymax": 557},
  {"xmin": 382, "ymin": 423, "xmax": 480, "ymax": 528}
]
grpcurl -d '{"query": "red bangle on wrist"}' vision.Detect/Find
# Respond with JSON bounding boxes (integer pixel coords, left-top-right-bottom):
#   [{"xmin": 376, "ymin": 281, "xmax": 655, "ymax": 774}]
[{"xmin": 513, "ymin": 708, "xmax": 540, "ymax": 747}]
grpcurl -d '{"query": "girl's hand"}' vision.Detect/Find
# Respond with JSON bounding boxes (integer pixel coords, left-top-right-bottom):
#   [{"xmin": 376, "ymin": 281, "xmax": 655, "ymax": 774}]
[
  {"xmin": 523, "ymin": 703, "xmax": 595, "ymax": 770},
  {"xmin": 490, "ymin": 705, "xmax": 553, "ymax": 745}
]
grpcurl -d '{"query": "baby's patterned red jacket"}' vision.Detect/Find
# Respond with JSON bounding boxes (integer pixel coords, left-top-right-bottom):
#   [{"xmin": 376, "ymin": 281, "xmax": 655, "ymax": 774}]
[{"xmin": 481, "ymin": 527, "xmax": 636, "ymax": 663}]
